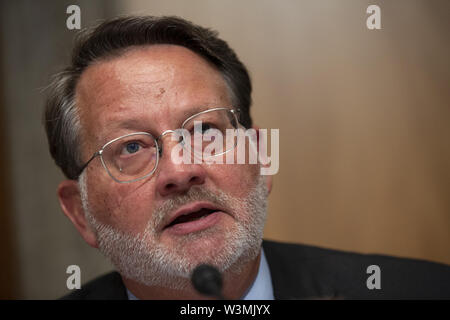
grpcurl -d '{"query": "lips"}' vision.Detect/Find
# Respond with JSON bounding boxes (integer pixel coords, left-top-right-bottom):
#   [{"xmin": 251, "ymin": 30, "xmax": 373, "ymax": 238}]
[
  {"xmin": 162, "ymin": 202, "xmax": 225, "ymax": 235},
  {"xmin": 166, "ymin": 208, "xmax": 216, "ymax": 227}
]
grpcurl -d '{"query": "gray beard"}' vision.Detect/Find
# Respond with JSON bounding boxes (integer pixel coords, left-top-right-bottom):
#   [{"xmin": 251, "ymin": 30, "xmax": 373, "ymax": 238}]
[{"xmin": 79, "ymin": 174, "xmax": 268, "ymax": 290}]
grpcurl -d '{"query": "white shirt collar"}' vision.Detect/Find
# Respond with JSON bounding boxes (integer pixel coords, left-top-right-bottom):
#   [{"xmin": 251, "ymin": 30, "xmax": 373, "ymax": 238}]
[{"xmin": 241, "ymin": 248, "xmax": 274, "ymax": 300}]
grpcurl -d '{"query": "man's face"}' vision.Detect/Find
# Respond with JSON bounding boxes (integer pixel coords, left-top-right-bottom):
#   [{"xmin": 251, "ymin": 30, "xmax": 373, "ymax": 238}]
[{"xmin": 74, "ymin": 45, "xmax": 268, "ymax": 287}]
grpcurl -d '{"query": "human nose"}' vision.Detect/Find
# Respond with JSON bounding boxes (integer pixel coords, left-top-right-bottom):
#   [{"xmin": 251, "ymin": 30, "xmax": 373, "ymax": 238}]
[{"xmin": 155, "ymin": 130, "xmax": 206, "ymax": 197}]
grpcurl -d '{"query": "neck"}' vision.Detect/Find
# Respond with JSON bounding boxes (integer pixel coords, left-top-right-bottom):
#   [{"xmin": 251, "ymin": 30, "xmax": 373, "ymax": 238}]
[{"xmin": 122, "ymin": 251, "xmax": 261, "ymax": 300}]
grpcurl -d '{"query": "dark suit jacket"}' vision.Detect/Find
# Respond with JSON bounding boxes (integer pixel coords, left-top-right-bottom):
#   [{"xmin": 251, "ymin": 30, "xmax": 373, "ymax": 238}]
[{"xmin": 62, "ymin": 240, "xmax": 450, "ymax": 299}]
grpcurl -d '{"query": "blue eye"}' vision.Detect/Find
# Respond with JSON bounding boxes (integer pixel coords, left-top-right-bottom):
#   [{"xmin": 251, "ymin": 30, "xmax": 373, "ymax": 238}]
[{"xmin": 125, "ymin": 142, "xmax": 140, "ymax": 154}]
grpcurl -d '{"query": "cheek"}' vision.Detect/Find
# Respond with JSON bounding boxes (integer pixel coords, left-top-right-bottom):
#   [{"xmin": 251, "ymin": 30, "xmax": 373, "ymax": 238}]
[
  {"xmin": 205, "ymin": 162, "xmax": 260, "ymax": 198},
  {"xmin": 87, "ymin": 178, "xmax": 156, "ymax": 234}
]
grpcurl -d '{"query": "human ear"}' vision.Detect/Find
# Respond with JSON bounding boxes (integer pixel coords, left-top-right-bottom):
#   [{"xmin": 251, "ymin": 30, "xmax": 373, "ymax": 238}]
[
  {"xmin": 57, "ymin": 179, "xmax": 98, "ymax": 248},
  {"xmin": 252, "ymin": 125, "xmax": 274, "ymax": 194}
]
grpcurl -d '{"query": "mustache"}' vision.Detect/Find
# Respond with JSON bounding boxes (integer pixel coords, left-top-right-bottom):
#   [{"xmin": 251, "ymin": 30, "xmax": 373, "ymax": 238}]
[{"xmin": 151, "ymin": 185, "xmax": 233, "ymax": 231}]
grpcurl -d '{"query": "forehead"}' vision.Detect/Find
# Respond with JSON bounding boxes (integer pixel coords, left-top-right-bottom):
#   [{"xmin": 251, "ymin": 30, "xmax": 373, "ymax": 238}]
[{"xmin": 75, "ymin": 44, "xmax": 230, "ymax": 147}]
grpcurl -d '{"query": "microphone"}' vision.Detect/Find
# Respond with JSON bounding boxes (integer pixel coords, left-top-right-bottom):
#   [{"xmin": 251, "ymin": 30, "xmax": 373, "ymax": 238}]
[{"xmin": 191, "ymin": 264, "xmax": 225, "ymax": 300}]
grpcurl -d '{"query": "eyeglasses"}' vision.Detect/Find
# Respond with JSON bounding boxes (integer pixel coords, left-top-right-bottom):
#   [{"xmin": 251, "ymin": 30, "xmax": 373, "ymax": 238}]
[{"xmin": 76, "ymin": 107, "xmax": 241, "ymax": 183}]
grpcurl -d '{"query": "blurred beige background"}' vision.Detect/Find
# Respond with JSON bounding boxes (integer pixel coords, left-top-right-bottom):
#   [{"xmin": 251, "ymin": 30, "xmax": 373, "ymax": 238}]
[{"xmin": 0, "ymin": 0, "xmax": 449, "ymax": 299}]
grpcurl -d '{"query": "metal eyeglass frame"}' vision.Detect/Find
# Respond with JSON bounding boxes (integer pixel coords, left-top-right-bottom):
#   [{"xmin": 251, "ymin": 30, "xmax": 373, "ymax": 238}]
[{"xmin": 75, "ymin": 107, "xmax": 241, "ymax": 183}]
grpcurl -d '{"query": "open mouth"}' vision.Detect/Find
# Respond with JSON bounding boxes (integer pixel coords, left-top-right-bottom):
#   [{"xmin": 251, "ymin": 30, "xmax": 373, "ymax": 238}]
[
  {"xmin": 165, "ymin": 208, "xmax": 217, "ymax": 228},
  {"xmin": 163, "ymin": 203, "xmax": 224, "ymax": 235}
]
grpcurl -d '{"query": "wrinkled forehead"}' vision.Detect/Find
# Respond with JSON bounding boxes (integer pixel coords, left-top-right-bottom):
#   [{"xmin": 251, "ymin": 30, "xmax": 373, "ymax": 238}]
[
  {"xmin": 75, "ymin": 45, "xmax": 229, "ymax": 116},
  {"xmin": 74, "ymin": 45, "xmax": 231, "ymax": 151}
]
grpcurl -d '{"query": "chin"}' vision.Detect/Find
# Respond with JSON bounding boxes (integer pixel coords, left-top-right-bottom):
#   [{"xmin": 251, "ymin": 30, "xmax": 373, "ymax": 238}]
[{"xmin": 166, "ymin": 226, "xmax": 230, "ymax": 258}]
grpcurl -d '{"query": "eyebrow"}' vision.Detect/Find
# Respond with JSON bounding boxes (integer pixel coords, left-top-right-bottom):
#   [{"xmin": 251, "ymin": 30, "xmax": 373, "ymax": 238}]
[
  {"xmin": 108, "ymin": 119, "xmax": 148, "ymax": 132},
  {"xmin": 102, "ymin": 104, "xmax": 220, "ymax": 138},
  {"xmin": 179, "ymin": 105, "xmax": 217, "ymax": 119}
]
